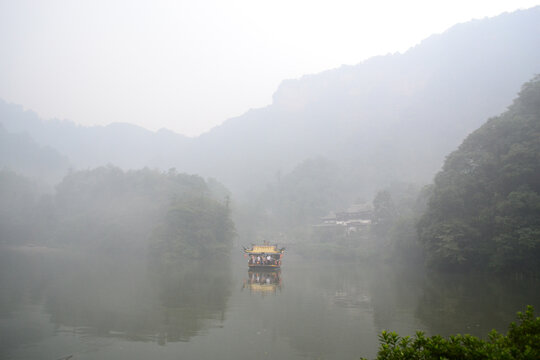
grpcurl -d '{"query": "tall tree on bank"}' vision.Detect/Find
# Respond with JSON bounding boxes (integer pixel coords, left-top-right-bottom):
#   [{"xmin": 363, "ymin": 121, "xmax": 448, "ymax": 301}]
[{"xmin": 418, "ymin": 75, "xmax": 540, "ymax": 273}]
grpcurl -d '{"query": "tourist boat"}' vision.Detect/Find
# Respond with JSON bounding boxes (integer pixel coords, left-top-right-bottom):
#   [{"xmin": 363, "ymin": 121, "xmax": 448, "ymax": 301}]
[{"xmin": 243, "ymin": 243, "xmax": 285, "ymax": 269}]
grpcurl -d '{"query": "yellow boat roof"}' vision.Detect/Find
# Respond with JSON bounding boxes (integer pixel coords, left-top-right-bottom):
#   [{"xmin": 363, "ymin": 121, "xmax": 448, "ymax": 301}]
[{"xmin": 245, "ymin": 245, "xmax": 281, "ymax": 254}]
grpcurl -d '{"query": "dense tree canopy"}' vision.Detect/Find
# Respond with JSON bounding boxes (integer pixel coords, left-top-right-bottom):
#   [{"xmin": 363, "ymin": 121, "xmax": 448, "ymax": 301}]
[
  {"xmin": 0, "ymin": 170, "xmax": 41, "ymax": 245},
  {"xmin": 418, "ymin": 75, "xmax": 540, "ymax": 273},
  {"xmin": 0, "ymin": 166, "xmax": 235, "ymax": 259}
]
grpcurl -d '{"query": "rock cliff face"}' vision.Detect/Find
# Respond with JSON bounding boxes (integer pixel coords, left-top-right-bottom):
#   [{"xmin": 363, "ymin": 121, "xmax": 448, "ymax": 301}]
[{"xmin": 191, "ymin": 7, "xmax": 540, "ymax": 194}]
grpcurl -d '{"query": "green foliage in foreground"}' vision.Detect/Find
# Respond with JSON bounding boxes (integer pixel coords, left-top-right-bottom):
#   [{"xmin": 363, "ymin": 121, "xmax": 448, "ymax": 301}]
[{"xmin": 362, "ymin": 306, "xmax": 540, "ymax": 360}]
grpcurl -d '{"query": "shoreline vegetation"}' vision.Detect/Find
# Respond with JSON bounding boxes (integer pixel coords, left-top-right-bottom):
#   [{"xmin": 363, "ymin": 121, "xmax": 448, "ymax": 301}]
[
  {"xmin": 1, "ymin": 76, "xmax": 538, "ymax": 274},
  {"xmin": 248, "ymin": 75, "xmax": 540, "ymax": 277},
  {"xmin": 362, "ymin": 306, "xmax": 540, "ymax": 360}
]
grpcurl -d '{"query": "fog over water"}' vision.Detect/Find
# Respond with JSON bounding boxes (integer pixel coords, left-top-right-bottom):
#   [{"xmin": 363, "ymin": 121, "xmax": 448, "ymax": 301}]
[
  {"xmin": 2, "ymin": 249, "xmax": 539, "ymax": 360},
  {"xmin": 2, "ymin": 4, "xmax": 540, "ymax": 360}
]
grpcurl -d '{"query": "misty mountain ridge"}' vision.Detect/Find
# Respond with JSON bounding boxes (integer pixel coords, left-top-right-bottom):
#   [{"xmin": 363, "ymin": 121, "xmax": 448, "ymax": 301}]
[
  {"xmin": 0, "ymin": 123, "xmax": 69, "ymax": 185},
  {"xmin": 191, "ymin": 7, "xmax": 540, "ymax": 195},
  {"xmin": 1, "ymin": 6, "xmax": 540, "ymax": 197},
  {"xmin": 0, "ymin": 99, "xmax": 193, "ymax": 171}
]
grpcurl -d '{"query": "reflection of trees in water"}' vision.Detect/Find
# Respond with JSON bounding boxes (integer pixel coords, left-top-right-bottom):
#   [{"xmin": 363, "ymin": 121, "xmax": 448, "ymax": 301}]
[
  {"xmin": 0, "ymin": 249, "xmax": 63, "ymax": 355},
  {"xmin": 0, "ymin": 249, "xmax": 232, "ymax": 346},
  {"xmin": 150, "ymin": 258, "xmax": 232, "ymax": 343},
  {"xmin": 368, "ymin": 262, "xmax": 426, "ymax": 333},
  {"xmin": 416, "ymin": 271, "xmax": 540, "ymax": 337},
  {"xmin": 274, "ymin": 263, "xmax": 377, "ymax": 359},
  {"xmin": 278, "ymin": 261, "xmax": 540, "ymax": 358},
  {"xmin": 366, "ymin": 263, "xmax": 540, "ymax": 338}
]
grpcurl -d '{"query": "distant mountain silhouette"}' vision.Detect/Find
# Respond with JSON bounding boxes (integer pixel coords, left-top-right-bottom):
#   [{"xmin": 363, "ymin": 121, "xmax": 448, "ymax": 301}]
[
  {"xmin": 1, "ymin": 7, "xmax": 539, "ymax": 196},
  {"xmin": 190, "ymin": 7, "xmax": 540, "ymax": 195},
  {"xmin": 0, "ymin": 123, "xmax": 69, "ymax": 185},
  {"xmin": 0, "ymin": 99, "xmax": 192, "ymax": 170}
]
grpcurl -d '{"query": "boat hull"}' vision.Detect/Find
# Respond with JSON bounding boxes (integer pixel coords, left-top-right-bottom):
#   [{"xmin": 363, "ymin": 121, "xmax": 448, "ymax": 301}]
[{"xmin": 248, "ymin": 264, "xmax": 281, "ymax": 270}]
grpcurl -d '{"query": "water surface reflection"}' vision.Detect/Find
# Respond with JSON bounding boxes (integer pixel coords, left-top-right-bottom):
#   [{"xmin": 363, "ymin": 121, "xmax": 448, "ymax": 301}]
[
  {"xmin": 1, "ymin": 249, "xmax": 540, "ymax": 360},
  {"xmin": 0, "ymin": 248, "xmax": 232, "ymax": 358},
  {"xmin": 242, "ymin": 270, "xmax": 282, "ymax": 295}
]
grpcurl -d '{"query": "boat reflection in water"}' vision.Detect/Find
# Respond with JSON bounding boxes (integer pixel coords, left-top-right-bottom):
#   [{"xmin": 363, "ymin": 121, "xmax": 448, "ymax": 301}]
[{"xmin": 242, "ymin": 270, "xmax": 282, "ymax": 295}]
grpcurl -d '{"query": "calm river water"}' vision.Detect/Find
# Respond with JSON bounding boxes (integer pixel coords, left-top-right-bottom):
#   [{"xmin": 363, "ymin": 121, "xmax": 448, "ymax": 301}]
[{"xmin": 1, "ymin": 248, "xmax": 539, "ymax": 360}]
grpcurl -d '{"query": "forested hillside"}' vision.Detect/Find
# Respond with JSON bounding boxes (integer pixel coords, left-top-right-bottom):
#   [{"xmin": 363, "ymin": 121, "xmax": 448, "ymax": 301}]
[
  {"xmin": 184, "ymin": 7, "xmax": 540, "ymax": 195},
  {"xmin": 0, "ymin": 99, "xmax": 192, "ymax": 170},
  {"xmin": 0, "ymin": 167, "xmax": 234, "ymax": 261},
  {"xmin": 418, "ymin": 75, "xmax": 540, "ymax": 273},
  {"xmin": 0, "ymin": 170, "xmax": 43, "ymax": 244}
]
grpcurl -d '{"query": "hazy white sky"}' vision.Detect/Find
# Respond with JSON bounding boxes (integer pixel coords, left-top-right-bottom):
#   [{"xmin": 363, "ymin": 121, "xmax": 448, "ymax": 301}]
[{"xmin": 0, "ymin": 0, "xmax": 538, "ymax": 136}]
